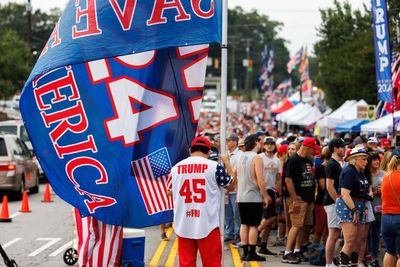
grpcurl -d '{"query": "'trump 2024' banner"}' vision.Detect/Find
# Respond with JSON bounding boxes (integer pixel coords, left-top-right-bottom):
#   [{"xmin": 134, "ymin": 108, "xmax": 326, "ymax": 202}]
[
  {"xmin": 371, "ymin": 0, "xmax": 392, "ymax": 103},
  {"xmin": 20, "ymin": 0, "xmax": 221, "ymax": 227}
]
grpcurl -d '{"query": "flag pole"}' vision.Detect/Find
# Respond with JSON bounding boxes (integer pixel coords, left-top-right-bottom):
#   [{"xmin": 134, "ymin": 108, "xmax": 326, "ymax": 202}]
[{"xmin": 220, "ymin": 0, "xmax": 228, "ymax": 263}]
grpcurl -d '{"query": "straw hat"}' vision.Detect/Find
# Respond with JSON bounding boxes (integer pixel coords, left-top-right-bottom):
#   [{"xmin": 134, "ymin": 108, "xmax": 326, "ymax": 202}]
[{"xmin": 344, "ymin": 145, "xmax": 369, "ymax": 162}]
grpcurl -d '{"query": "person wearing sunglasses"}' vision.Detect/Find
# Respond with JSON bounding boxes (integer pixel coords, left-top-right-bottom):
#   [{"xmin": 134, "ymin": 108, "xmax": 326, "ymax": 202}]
[{"xmin": 336, "ymin": 145, "xmax": 372, "ymax": 267}]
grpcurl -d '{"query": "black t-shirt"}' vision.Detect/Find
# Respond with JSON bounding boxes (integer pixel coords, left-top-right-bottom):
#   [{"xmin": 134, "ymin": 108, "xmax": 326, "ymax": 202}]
[
  {"xmin": 285, "ymin": 153, "xmax": 315, "ymax": 203},
  {"xmin": 339, "ymin": 164, "xmax": 369, "ymax": 199},
  {"xmin": 315, "ymin": 164, "xmax": 325, "ymax": 205},
  {"xmin": 323, "ymin": 158, "xmax": 342, "ymax": 206}
]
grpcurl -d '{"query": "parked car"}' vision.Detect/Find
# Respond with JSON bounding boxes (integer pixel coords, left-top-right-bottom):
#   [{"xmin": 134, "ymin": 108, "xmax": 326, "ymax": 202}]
[
  {"xmin": 0, "ymin": 120, "xmax": 46, "ymax": 181},
  {"xmin": 0, "ymin": 134, "xmax": 39, "ymax": 199}
]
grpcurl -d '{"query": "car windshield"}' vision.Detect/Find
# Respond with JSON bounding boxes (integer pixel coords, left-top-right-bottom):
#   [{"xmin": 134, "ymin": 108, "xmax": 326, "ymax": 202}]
[
  {"xmin": 0, "ymin": 125, "xmax": 17, "ymax": 136},
  {"xmin": 0, "ymin": 138, "xmax": 7, "ymax": 156}
]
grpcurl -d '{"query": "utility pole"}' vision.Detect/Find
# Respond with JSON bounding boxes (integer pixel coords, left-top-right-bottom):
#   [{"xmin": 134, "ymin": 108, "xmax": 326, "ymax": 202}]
[
  {"xmin": 26, "ymin": 0, "xmax": 32, "ymax": 52},
  {"xmin": 245, "ymin": 38, "xmax": 251, "ymax": 92}
]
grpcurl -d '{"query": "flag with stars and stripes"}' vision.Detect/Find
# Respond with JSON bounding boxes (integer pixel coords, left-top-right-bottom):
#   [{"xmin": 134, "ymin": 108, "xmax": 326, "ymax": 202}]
[{"xmin": 131, "ymin": 148, "xmax": 173, "ymax": 216}]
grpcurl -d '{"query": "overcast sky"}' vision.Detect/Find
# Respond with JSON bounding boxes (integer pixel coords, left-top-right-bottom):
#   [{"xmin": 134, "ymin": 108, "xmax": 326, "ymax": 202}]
[{"xmin": 1, "ymin": 0, "xmax": 371, "ymax": 55}]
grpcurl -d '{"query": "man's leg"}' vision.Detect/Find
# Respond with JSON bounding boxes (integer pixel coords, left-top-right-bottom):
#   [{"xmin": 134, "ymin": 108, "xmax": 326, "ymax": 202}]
[
  {"xmin": 325, "ymin": 228, "xmax": 341, "ymax": 265},
  {"xmin": 231, "ymin": 193, "xmax": 241, "ymax": 240},
  {"xmin": 225, "ymin": 194, "xmax": 234, "ymax": 241},
  {"xmin": 240, "ymin": 224, "xmax": 249, "ymax": 259},
  {"xmin": 178, "ymin": 236, "xmax": 198, "ymax": 267},
  {"xmin": 198, "ymin": 228, "xmax": 222, "ymax": 267}
]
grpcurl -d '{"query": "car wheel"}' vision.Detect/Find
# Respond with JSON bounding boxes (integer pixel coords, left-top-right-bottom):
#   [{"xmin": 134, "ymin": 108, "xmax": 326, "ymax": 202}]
[
  {"xmin": 15, "ymin": 178, "xmax": 25, "ymax": 200},
  {"xmin": 30, "ymin": 172, "xmax": 39, "ymax": 194}
]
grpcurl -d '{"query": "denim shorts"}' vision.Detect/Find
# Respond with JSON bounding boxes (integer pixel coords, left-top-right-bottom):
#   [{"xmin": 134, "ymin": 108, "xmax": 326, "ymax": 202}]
[
  {"xmin": 381, "ymin": 214, "xmax": 400, "ymax": 256},
  {"xmin": 336, "ymin": 197, "xmax": 366, "ymax": 224}
]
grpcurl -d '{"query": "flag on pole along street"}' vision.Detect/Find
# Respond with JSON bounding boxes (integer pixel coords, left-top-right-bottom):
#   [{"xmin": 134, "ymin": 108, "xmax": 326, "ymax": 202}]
[
  {"xmin": 298, "ymin": 46, "xmax": 308, "ymax": 74},
  {"xmin": 19, "ymin": 0, "xmax": 222, "ymax": 227},
  {"xmin": 276, "ymin": 79, "xmax": 292, "ymax": 91},
  {"xmin": 259, "ymin": 46, "xmax": 274, "ymax": 91},
  {"xmin": 392, "ymin": 50, "xmax": 400, "ymax": 97},
  {"xmin": 259, "ymin": 46, "xmax": 268, "ymax": 91},
  {"xmin": 287, "ymin": 47, "xmax": 303, "ymax": 73},
  {"xmin": 371, "ymin": 0, "xmax": 392, "ymax": 103}
]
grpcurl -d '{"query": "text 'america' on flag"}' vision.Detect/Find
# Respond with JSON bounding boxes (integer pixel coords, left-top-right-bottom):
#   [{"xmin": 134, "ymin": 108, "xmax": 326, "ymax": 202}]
[{"xmin": 19, "ymin": 0, "xmax": 222, "ymax": 227}]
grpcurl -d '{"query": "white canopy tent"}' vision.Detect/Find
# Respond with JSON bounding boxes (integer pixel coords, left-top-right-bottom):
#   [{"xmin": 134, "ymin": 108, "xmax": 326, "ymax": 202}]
[
  {"xmin": 286, "ymin": 105, "xmax": 323, "ymax": 126},
  {"xmin": 361, "ymin": 111, "xmax": 400, "ymax": 133},
  {"xmin": 316, "ymin": 99, "xmax": 367, "ymax": 127},
  {"xmin": 276, "ymin": 102, "xmax": 307, "ymax": 123}
]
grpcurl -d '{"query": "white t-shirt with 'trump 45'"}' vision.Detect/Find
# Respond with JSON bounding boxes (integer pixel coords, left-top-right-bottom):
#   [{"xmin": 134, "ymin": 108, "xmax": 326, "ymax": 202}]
[{"xmin": 168, "ymin": 156, "xmax": 232, "ymax": 239}]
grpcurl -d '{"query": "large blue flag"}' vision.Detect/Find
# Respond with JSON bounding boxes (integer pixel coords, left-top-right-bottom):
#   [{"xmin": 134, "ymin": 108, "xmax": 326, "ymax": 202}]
[
  {"xmin": 371, "ymin": 0, "xmax": 392, "ymax": 103},
  {"xmin": 20, "ymin": 0, "xmax": 221, "ymax": 227}
]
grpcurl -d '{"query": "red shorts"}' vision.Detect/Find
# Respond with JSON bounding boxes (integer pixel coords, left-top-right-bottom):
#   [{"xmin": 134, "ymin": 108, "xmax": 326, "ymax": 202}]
[{"xmin": 178, "ymin": 227, "xmax": 222, "ymax": 267}]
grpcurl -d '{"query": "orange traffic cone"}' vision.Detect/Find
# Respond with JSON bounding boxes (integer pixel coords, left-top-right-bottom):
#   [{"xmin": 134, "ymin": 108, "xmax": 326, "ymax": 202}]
[
  {"xmin": 42, "ymin": 183, "xmax": 53, "ymax": 203},
  {"xmin": 19, "ymin": 191, "xmax": 31, "ymax": 212},
  {"xmin": 0, "ymin": 195, "xmax": 12, "ymax": 222}
]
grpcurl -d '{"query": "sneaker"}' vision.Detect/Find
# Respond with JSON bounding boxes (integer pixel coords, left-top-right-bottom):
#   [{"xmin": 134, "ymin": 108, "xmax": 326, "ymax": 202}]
[
  {"xmin": 234, "ymin": 236, "xmax": 241, "ymax": 244},
  {"xmin": 258, "ymin": 247, "xmax": 278, "ymax": 256},
  {"xmin": 160, "ymin": 232, "xmax": 168, "ymax": 241},
  {"xmin": 232, "ymin": 241, "xmax": 243, "ymax": 248},
  {"xmin": 282, "ymin": 252, "xmax": 301, "ymax": 264},
  {"xmin": 293, "ymin": 251, "xmax": 308, "ymax": 262},
  {"xmin": 245, "ymin": 254, "xmax": 266, "ymax": 261},
  {"xmin": 224, "ymin": 237, "xmax": 234, "ymax": 243}
]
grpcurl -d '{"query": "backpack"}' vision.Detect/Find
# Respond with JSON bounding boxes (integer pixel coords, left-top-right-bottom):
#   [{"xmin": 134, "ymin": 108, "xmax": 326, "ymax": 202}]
[{"xmin": 307, "ymin": 243, "xmax": 326, "ymax": 266}]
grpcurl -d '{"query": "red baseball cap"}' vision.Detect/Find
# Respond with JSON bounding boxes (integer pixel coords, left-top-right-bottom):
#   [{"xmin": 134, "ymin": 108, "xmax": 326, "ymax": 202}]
[
  {"xmin": 191, "ymin": 136, "xmax": 211, "ymax": 150},
  {"xmin": 302, "ymin": 137, "xmax": 320, "ymax": 151},
  {"xmin": 277, "ymin": 144, "xmax": 288, "ymax": 155},
  {"xmin": 380, "ymin": 138, "xmax": 391, "ymax": 148}
]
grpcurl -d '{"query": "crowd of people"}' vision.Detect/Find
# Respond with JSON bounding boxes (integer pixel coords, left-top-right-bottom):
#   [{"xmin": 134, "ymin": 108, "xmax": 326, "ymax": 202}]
[{"xmin": 206, "ymin": 131, "xmax": 400, "ymax": 267}]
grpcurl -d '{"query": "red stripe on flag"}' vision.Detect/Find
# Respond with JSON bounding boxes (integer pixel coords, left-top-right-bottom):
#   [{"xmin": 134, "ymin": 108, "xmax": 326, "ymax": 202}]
[
  {"xmin": 137, "ymin": 159, "xmax": 158, "ymax": 213},
  {"xmin": 132, "ymin": 160, "xmax": 154, "ymax": 214},
  {"xmin": 160, "ymin": 175, "xmax": 173, "ymax": 210},
  {"xmin": 154, "ymin": 174, "xmax": 168, "ymax": 210},
  {"xmin": 97, "ymin": 222, "xmax": 107, "ymax": 267},
  {"xmin": 142, "ymin": 158, "xmax": 164, "ymax": 211}
]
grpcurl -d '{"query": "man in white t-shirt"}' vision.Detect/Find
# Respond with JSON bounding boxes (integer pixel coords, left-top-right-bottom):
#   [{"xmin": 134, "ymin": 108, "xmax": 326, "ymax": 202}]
[
  {"xmin": 168, "ymin": 136, "xmax": 234, "ymax": 267},
  {"xmin": 224, "ymin": 133, "xmax": 243, "ymax": 243},
  {"xmin": 258, "ymin": 136, "xmax": 281, "ymax": 256}
]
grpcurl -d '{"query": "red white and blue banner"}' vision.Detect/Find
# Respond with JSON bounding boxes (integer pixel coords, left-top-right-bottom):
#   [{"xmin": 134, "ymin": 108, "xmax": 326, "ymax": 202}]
[
  {"xmin": 20, "ymin": 0, "xmax": 221, "ymax": 227},
  {"xmin": 287, "ymin": 47, "xmax": 303, "ymax": 74},
  {"xmin": 371, "ymin": 0, "xmax": 392, "ymax": 103}
]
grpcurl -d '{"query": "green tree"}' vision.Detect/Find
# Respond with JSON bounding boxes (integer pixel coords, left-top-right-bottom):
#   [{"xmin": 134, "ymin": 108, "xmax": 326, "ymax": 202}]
[
  {"xmin": 0, "ymin": 3, "xmax": 59, "ymax": 57},
  {"xmin": 314, "ymin": 1, "xmax": 375, "ymax": 109},
  {"xmin": 0, "ymin": 29, "xmax": 32, "ymax": 99}
]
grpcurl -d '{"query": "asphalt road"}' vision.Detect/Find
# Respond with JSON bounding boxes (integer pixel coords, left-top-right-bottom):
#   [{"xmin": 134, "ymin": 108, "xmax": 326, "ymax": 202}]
[{"xmin": 0, "ymin": 186, "xmax": 312, "ymax": 267}]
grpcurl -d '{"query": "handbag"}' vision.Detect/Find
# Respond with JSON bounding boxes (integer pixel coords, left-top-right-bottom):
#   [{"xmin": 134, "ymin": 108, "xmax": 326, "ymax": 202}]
[{"xmin": 389, "ymin": 173, "xmax": 400, "ymax": 206}]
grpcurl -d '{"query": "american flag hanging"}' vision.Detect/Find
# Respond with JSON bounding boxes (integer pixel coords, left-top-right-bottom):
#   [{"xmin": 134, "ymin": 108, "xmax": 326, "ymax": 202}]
[{"xmin": 131, "ymin": 148, "xmax": 173, "ymax": 215}]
